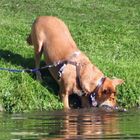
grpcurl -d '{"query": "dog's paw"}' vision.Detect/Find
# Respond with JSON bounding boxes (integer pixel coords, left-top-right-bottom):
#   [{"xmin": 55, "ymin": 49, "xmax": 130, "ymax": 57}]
[{"xmin": 36, "ymin": 71, "xmax": 43, "ymax": 82}]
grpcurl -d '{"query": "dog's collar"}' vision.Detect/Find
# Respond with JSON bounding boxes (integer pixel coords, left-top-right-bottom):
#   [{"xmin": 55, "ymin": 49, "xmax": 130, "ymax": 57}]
[
  {"xmin": 90, "ymin": 77, "xmax": 106, "ymax": 107},
  {"xmin": 93, "ymin": 77, "xmax": 106, "ymax": 94}
]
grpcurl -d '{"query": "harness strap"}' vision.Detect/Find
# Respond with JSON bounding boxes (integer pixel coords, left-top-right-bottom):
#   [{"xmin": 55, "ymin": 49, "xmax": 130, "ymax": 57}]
[{"xmin": 66, "ymin": 61, "xmax": 83, "ymax": 91}]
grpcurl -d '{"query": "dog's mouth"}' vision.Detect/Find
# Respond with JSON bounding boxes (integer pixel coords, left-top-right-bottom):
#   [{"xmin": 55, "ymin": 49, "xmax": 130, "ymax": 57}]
[
  {"xmin": 96, "ymin": 101, "xmax": 117, "ymax": 112},
  {"xmin": 91, "ymin": 98, "xmax": 116, "ymax": 110}
]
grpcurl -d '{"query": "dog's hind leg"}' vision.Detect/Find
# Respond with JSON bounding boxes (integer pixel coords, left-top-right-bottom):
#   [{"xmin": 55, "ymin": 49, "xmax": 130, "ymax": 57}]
[
  {"xmin": 33, "ymin": 39, "xmax": 43, "ymax": 82},
  {"xmin": 26, "ymin": 32, "xmax": 43, "ymax": 82}
]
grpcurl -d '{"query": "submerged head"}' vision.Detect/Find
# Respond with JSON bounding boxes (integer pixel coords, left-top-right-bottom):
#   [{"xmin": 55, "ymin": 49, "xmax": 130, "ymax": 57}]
[{"xmin": 95, "ymin": 77, "xmax": 124, "ymax": 108}]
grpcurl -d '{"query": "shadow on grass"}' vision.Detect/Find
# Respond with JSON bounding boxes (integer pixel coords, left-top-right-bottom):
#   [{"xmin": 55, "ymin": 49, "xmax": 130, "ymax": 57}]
[{"xmin": 0, "ymin": 49, "xmax": 59, "ymax": 94}]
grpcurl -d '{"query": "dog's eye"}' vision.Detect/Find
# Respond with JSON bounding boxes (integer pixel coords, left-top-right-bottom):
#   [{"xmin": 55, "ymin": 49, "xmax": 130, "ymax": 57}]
[{"xmin": 103, "ymin": 89, "xmax": 108, "ymax": 94}]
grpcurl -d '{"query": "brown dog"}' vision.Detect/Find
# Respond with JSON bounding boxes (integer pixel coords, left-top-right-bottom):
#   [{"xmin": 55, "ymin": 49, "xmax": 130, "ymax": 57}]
[{"xmin": 27, "ymin": 16, "xmax": 124, "ymax": 109}]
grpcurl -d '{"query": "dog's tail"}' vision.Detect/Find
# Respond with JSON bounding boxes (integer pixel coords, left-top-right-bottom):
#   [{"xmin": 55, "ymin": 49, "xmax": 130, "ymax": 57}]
[{"xmin": 26, "ymin": 34, "xmax": 33, "ymax": 45}]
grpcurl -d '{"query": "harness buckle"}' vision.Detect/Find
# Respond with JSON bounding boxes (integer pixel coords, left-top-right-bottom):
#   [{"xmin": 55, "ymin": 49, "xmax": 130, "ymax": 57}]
[
  {"xmin": 90, "ymin": 93, "xmax": 97, "ymax": 107},
  {"xmin": 58, "ymin": 63, "xmax": 66, "ymax": 80}
]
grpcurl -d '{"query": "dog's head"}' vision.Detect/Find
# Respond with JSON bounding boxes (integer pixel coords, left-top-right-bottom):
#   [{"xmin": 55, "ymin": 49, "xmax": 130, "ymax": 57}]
[{"xmin": 95, "ymin": 77, "xmax": 124, "ymax": 108}]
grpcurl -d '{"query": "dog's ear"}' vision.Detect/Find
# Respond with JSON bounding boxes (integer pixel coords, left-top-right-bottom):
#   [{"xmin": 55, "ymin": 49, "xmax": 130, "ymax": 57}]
[{"xmin": 112, "ymin": 78, "xmax": 124, "ymax": 87}]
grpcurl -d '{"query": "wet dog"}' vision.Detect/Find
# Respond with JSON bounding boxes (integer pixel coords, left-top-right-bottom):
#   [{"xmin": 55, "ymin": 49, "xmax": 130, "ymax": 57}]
[{"xmin": 27, "ymin": 16, "xmax": 124, "ymax": 109}]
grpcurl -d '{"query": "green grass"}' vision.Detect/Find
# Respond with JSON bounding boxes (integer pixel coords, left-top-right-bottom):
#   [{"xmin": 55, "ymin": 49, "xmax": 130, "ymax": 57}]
[{"xmin": 0, "ymin": 0, "xmax": 140, "ymax": 112}]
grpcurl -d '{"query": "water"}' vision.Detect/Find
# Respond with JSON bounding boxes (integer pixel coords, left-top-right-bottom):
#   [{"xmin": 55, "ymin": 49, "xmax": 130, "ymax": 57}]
[{"xmin": 0, "ymin": 108, "xmax": 140, "ymax": 140}]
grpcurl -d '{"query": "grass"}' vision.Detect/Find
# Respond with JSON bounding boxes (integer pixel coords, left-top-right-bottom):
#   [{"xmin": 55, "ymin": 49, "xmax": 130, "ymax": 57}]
[{"xmin": 0, "ymin": 0, "xmax": 140, "ymax": 112}]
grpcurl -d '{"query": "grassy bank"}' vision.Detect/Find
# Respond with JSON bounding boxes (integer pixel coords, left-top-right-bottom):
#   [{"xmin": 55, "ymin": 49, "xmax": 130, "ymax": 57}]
[{"xmin": 0, "ymin": 0, "xmax": 140, "ymax": 112}]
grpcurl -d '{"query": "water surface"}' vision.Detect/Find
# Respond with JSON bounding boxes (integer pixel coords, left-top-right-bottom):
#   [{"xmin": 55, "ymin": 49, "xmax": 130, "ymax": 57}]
[{"xmin": 0, "ymin": 108, "xmax": 140, "ymax": 140}]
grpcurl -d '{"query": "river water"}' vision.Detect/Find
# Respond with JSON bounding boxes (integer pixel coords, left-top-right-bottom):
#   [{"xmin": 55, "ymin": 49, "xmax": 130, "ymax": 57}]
[{"xmin": 0, "ymin": 108, "xmax": 140, "ymax": 140}]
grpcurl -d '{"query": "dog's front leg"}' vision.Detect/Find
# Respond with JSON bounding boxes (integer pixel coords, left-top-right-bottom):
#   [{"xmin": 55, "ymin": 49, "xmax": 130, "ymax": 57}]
[{"xmin": 61, "ymin": 93, "xmax": 70, "ymax": 109}]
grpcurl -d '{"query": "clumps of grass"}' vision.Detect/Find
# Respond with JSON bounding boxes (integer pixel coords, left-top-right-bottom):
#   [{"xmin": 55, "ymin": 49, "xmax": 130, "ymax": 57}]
[{"xmin": 1, "ymin": 72, "xmax": 63, "ymax": 113}]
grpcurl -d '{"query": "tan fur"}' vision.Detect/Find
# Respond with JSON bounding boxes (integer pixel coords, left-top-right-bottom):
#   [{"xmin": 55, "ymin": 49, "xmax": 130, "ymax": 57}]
[{"xmin": 27, "ymin": 16, "xmax": 124, "ymax": 109}]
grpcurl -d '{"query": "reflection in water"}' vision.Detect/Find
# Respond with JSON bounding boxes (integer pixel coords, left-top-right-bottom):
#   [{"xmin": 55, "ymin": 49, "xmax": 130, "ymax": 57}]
[
  {"xmin": 55, "ymin": 109, "xmax": 119, "ymax": 139},
  {"xmin": 0, "ymin": 108, "xmax": 140, "ymax": 140}
]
